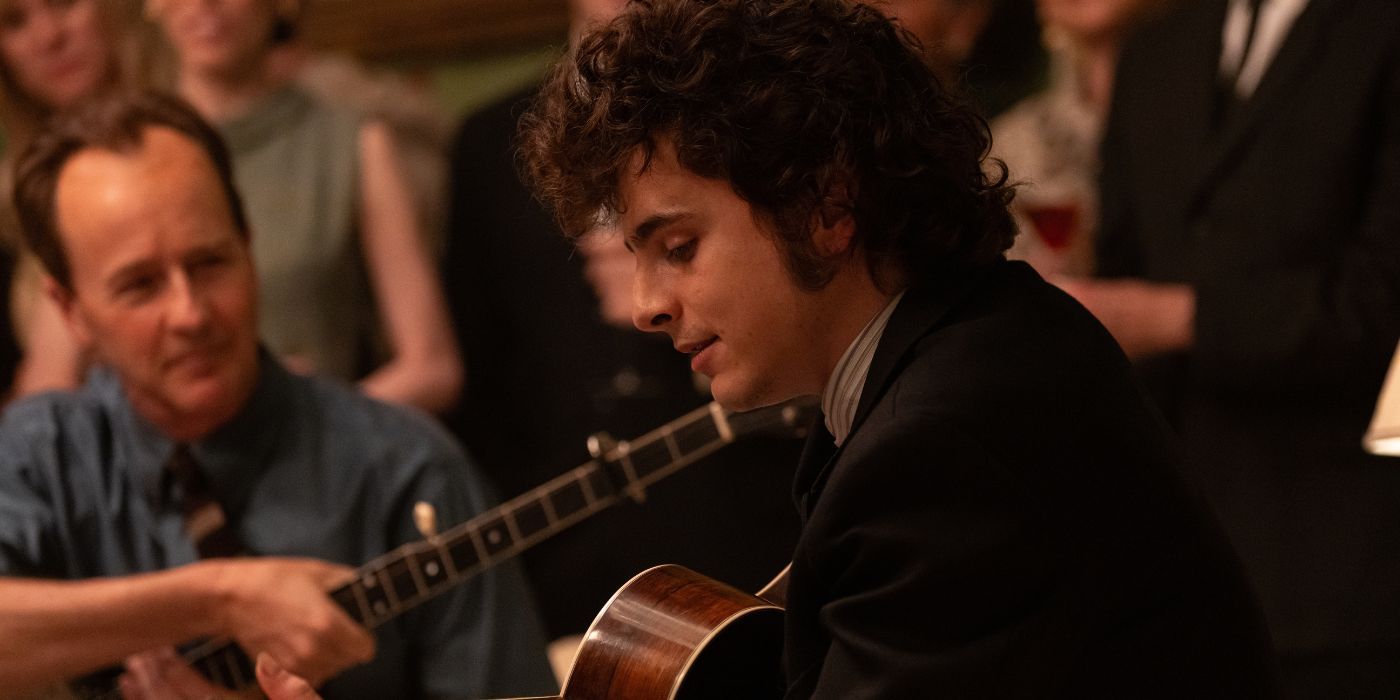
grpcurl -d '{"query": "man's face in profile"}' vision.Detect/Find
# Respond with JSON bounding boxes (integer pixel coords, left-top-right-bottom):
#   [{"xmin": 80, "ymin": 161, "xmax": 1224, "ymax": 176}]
[
  {"xmin": 617, "ymin": 141, "xmax": 836, "ymax": 410},
  {"xmin": 51, "ymin": 126, "xmax": 260, "ymax": 437}
]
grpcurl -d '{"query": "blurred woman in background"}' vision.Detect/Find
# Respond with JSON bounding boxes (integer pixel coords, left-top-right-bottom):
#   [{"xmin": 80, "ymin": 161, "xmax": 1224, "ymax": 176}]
[
  {"xmin": 150, "ymin": 0, "xmax": 461, "ymax": 413},
  {"xmin": 992, "ymin": 0, "xmax": 1167, "ymax": 278}
]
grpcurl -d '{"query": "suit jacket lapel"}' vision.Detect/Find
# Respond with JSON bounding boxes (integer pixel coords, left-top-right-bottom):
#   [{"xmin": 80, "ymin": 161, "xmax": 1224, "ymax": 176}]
[
  {"xmin": 792, "ymin": 419, "xmax": 837, "ymax": 523},
  {"xmin": 792, "ymin": 262, "xmax": 997, "ymax": 518},
  {"xmin": 1187, "ymin": 0, "xmax": 1349, "ymax": 215}
]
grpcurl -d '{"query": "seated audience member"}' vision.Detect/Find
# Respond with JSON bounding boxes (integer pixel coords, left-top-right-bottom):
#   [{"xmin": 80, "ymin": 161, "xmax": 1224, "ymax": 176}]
[
  {"xmin": 444, "ymin": 0, "xmax": 801, "ymax": 641},
  {"xmin": 992, "ymin": 0, "xmax": 1165, "ymax": 277},
  {"xmin": 1063, "ymin": 0, "xmax": 1400, "ymax": 695},
  {"xmin": 513, "ymin": 0, "xmax": 1279, "ymax": 695},
  {"xmin": 149, "ymin": 0, "xmax": 461, "ymax": 414},
  {"xmin": 0, "ymin": 92, "xmax": 553, "ymax": 698}
]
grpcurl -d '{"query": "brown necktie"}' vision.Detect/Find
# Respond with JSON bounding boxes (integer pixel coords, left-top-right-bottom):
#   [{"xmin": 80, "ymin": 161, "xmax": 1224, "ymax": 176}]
[{"xmin": 167, "ymin": 445, "xmax": 243, "ymax": 558}]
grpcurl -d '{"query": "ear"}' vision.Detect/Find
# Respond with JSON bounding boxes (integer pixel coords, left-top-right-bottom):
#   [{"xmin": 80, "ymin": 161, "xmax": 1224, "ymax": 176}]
[
  {"xmin": 813, "ymin": 180, "xmax": 857, "ymax": 257},
  {"xmin": 44, "ymin": 275, "xmax": 93, "ymax": 348}
]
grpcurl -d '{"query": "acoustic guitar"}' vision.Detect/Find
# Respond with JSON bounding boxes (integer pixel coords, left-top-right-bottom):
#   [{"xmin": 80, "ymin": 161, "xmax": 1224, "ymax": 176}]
[
  {"xmin": 69, "ymin": 398, "xmax": 815, "ymax": 699},
  {"xmin": 519, "ymin": 564, "xmax": 790, "ymax": 700}
]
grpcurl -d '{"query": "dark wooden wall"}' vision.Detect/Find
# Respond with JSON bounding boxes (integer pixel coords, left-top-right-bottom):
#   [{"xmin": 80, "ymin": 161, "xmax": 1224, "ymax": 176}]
[{"xmin": 300, "ymin": 0, "xmax": 570, "ymax": 60}]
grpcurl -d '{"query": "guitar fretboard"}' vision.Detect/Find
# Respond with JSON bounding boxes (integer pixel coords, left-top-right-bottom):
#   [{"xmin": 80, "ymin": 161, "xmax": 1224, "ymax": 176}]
[{"xmin": 179, "ymin": 402, "xmax": 774, "ymax": 690}]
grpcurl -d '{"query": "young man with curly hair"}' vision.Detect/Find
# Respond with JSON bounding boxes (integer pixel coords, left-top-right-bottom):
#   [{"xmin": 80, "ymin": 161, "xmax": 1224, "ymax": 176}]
[{"xmin": 515, "ymin": 0, "xmax": 1280, "ymax": 696}]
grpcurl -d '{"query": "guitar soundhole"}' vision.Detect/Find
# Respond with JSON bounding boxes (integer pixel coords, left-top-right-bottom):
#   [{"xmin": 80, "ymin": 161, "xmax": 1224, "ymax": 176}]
[{"xmin": 675, "ymin": 609, "xmax": 785, "ymax": 700}]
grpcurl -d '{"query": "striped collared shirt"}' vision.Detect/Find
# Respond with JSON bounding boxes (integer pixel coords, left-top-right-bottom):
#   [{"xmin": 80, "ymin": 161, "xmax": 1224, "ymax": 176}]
[
  {"xmin": 821, "ymin": 292, "xmax": 905, "ymax": 446},
  {"xmin": 1220, "ymin": 0, "xmax": 1311, "ymax": 99}
]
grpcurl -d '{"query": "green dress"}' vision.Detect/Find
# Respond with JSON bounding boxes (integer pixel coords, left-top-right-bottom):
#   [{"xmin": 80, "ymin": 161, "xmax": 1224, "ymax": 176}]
[{"xmin": 219, "ymin": 86, "xmax": 375, "ymax": 381}]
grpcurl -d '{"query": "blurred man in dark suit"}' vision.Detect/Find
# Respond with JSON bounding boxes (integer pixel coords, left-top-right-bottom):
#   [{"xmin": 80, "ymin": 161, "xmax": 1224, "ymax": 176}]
[{"xmin": 1063, "ymin": 0, "xmax": 1400, "ymax": 694}]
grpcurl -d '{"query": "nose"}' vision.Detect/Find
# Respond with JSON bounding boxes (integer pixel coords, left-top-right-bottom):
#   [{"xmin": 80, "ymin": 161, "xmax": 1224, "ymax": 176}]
[
  {"xmin": 630, "ymin": 266, "xmax": 675, "ymax": 332},
  {"xmin": 166, "ymin": 271, "xmax": 210, "ymax": 332}
]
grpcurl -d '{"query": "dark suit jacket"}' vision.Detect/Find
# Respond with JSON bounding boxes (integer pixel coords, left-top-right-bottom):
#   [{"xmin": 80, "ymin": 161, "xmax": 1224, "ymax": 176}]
[
  {"xmin": 783, "ymin": 261, "xmax": 1279, "ymax": 698},
  {"xmin": 1098, "ymin": 0, "xmax": 1400, "ymax": 654}
]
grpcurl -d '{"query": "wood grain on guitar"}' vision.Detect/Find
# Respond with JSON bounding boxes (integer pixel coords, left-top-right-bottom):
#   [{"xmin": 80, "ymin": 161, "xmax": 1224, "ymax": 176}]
[{"xmin": 523, "ymin": 565, "xmax": 786, "ymax": 700}]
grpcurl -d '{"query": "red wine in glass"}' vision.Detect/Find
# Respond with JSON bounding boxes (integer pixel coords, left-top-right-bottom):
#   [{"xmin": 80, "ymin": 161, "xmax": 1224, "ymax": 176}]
[{"xmin": 1025, "ymin": 203, "xmax": 1080, "ymax": 251}]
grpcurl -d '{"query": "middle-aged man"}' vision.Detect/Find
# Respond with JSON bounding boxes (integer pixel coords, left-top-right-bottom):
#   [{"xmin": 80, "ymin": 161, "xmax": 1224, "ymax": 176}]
[
  {"xmin": 513, "ymin": 0, "xmax": 1281, "ymax": 697},
  {"xmin": 0, "ymin": 92, "xmax": 554, "ymax": 698}
]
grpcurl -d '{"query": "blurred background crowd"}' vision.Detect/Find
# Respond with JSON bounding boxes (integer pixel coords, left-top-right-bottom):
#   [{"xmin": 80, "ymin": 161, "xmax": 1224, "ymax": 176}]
[{"xmin": 0, "ymin": 0, "xmax": 1397, "ymax": 696}]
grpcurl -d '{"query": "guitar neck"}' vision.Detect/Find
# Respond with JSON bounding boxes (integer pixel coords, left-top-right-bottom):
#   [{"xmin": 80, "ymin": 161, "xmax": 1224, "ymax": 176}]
[
  {"xmin": 331, "ymin": 402, "xmax": 738, "ymax": 627},
  {"xmin": 179, "ymin": 400, "xmax": 802, "ymax": 690}
]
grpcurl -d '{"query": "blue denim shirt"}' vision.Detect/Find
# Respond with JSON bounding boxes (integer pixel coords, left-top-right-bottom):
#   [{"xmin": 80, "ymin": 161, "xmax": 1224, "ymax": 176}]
[{"xmin": 0, "ymin": 354, "xmax": 554, "ymax": 699}]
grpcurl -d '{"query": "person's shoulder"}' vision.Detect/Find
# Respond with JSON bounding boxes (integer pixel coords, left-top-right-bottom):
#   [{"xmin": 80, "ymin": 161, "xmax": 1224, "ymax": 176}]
[
  {"xmin": 296, "ymin": 373, "xmax": 465, "ymax": 463},
  {"xmin": 1113, "ymin": 1, "xmax": 1215, "ymax": 78},
  {"xmin": 3, "ymin": 379, "xmax": 109, "ymax": 431},
  {"xmin": 274, "ymin": 85, "xmax": 366, "ymax": 151},
  {"xmin": 0, "ymin": 383, "xmax": 111, "ymax": 471},
  {"xmin": 282, "ymin": 82, "xmax": 359, "ymax": 122},
  {"xmin": 267, "ymin": 372, "xmax": 486, "ymax": 523},
  {"xmin": 916, "ymin": 261, "xmax": 1124, "ymax": 370},
  {"xmin": 880, "ymin": 262, "xmax": 1134, "ymax": 425},
  {"xmin": 295, "ymin": 52, "xmax": 453, "ymax": 147}
]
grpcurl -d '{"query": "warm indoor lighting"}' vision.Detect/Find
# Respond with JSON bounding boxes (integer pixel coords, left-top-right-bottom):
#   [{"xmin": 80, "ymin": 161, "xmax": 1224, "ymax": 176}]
[{"xmin": 1365, "ymin": 343, "xmax": 1400, "ymax": 456}]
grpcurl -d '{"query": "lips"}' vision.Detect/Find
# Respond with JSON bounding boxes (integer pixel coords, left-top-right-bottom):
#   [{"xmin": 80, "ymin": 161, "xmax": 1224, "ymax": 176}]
[
  {"xmin": 165, "ymin": 340, "xmax": 228, "ymax": 374},
  {"xmin": 45, "ymin": 57, "xmax": 86, "ymax": 78},
  {"xmin": 166, "ymin": 350, "xmax": 216, "ymax": 374},
  {"xmin": 681, "ymin": 336, "xmax": 719, "ymax": 374},
  {"xmin": 676, "ymin": 336, "xmax": 717, "ymax": 355}
]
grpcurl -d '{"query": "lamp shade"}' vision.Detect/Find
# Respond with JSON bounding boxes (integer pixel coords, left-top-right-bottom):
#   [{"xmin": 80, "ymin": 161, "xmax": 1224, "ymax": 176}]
[{"xmin": 1365, "ymin": 342, "xmax": 1400, "ymax": 456}]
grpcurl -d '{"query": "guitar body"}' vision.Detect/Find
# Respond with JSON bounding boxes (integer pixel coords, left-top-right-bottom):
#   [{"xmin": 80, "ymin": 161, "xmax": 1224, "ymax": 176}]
[{"xmin": 559, "ymin": 565, "xmax": 786, "ymax": 700}]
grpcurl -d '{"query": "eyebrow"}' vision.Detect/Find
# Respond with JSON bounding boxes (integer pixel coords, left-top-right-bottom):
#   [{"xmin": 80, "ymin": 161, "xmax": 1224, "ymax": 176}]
[
  {"xmin": 103, "ymin": 239, "xmax": 236, "ymax": 290},
  {"xmin": 625, "ymin": 211, "xmax": 692, "ymax": 251},
  {"xmin": 104, "ymin": 258, "xmax": 159, "ymax": 292}
]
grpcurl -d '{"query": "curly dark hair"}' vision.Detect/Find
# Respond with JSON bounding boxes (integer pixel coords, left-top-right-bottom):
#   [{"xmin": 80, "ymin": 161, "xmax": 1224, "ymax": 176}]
[{"xmin": 518, "ymin": 0, "xmax": 1016, "ymax": 291}]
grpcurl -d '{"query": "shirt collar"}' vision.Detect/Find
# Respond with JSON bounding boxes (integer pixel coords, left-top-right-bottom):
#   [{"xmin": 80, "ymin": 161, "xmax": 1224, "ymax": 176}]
[
  {"xmin": 103, "ymin": 349, "xmax": 295, "ymax": 515},
  {"xmin": 1220, "ymin": 0, "xmax": 1312, "ymax": 99},
  {"xmin": 821, "ymin": 291, "xmax": 904, "ymax": 446}
]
